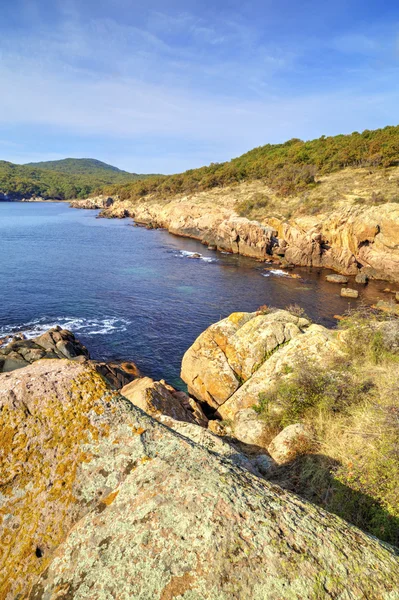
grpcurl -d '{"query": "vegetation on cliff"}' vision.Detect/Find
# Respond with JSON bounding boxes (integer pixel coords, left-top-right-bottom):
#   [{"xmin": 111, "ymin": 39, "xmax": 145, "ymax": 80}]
[
  {"xmin": 104, "ymin": 124, "xmax": 399, "ymax": 203},
  {"xmin": 0, "ymin": 159, "xmax": 153, "ymax": 200},
  {"xmin": 255, "ymin": 307, "xmax": 399, "ymax": 546}
]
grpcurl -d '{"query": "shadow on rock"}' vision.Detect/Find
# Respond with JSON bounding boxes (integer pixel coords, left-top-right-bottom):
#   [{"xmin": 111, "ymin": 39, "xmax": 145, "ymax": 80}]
[{"xmin": 267, "ymin": 452, "xmax": 399, "ymax": 549}]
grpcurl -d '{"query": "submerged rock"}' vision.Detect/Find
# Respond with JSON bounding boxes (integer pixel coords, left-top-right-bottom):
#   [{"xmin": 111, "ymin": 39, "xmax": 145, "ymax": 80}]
[
  {"xmin": 341, "ymin": 287, "xmax": 359, "ymax": 298},
  {"xmin": 1, "ymin": 359, "xmax": 398, "ymax": 599},
  {"xmin": 326, "ymin": 274, "xmax": 349, "ymax": 283}
]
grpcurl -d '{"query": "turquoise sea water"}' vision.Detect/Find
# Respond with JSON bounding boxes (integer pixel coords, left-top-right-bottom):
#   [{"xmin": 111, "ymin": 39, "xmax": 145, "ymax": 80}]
[{"xmin": 0, "ymin": 202, "xmax": 385, "ymax": 387}]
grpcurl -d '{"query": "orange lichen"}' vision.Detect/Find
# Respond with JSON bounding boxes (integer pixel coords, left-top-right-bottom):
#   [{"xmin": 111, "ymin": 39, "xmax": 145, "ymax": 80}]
[{"xmin": 102, "ymin": 490, "xmax": 119, "ymax": 506}]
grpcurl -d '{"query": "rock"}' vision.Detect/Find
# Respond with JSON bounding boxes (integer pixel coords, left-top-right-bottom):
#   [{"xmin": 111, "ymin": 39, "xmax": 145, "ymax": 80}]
[
  {"xmin": 1, "ymin": 351, "xmax": 30, "ymax": 372},
  {"xmin": 0, "ymin": 327, "xmax": 89, "ymax": 373},
  {"xmin": 182, "ymin": 311, "xmax": 341, "ymax": 422},
  {"xmin": 396, "ymin": 292, "xmax": 399, "ymax": 303},
  {"xmin": 341, "ymin": 287, "xmax": 359, "ymax": 298},
  {"xmin": 121, "ymin": 376, "xmax": 206, "ymax": 426},
  {"xmin": 355, "ymin": 272, "xmax": 368, "ymax": 284},
  {"xmin": 250, "ymin": 453, "xmax": 275, "ymax": 475},
  {"xmin": 233, "ymin": 408, "xmax": 270, "ymax": 447},
  {"xmin": 208, "ymin": 419, "xmax": 228, "ymax": 436},
  {"xmin": 268, "ymin": 424, "xmax": 314, "ymax": 465},
  {"xmin": 158, "ymin": 418, "xmax": 261, "ymax": 476},
  {"xmin": 375, "ymin": 300, "xmax": 399, "ymax": 315},
  {"xmin": 181, "ymin": 310, "xmax": 310, "ymax": 409},
  {"xmin": 326, "ymin": 274, "xmax": 349, "ymax": 283},
  {"xmin": 93, "ymin": 360, "xmax": 140, "ymax": 389},
  {"xmin": 219, "ymin": 323, "xmax": 342, "ymax": 421},
  {"xmin": 70, "ymin": 195, "xmax": 114, "ymax": 210},
  {"xmin": 159, "ymin": 380, "xmax": 208, "ymax": 427},
  {"xmin": 187, "ymin": 252, "xmax": 201, "ymax": 259},
  {"xmin": 1, "ymin": 359, "xmax": 398, "ymax": 599},
  {"xmin": 89, "ymin": 192, "xmax": 399, "ymax": 283},
  {"xmin": 0, "ymin": 328, "xmax": 140, "ymax": 389}
]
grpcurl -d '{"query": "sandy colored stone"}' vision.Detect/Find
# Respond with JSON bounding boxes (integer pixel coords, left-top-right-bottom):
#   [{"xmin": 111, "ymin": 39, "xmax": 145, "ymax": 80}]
[
  {"xmin": 326, "ymin": 274, "xmax": 349, "ymax": 283},
  {"xmin": 341, "ymin": 288, "xmax": 359, "ymax": 298},
  {"xmin": 268, "ymin": 424, "xmax": 314, "ymax": 465},
  {"xmin": 232, "ymin": 408, "xmax": 270, "ymax": 447},
  {"xmin": 219, "ymin": 324, "xmax": 342, "ymax": 421},
  {"xmin": 74, "ymin": 183, "xmax": 399, "ymax": 282},
  {"xmin": 181, "ymin": 311, "xmax": 309, "ymax": 408}
]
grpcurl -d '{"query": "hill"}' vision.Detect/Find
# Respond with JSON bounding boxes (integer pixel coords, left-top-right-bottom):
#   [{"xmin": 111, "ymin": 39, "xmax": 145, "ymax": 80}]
[
  {"xmin": 103, "ymin": 124, "xmax": 399, "ymax": 204},
  {"xmin": 0, "ymin": 159, "xmax": 154, "ymax": 201},
  {"xmin": 25, "ymin": 157, "xmax": 128, "ymax": 174}
]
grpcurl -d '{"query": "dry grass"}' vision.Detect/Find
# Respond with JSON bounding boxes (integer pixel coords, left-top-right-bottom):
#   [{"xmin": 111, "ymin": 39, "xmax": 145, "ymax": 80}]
[{"xmin": 258, "ymin": 310, "xmax": 399, "ymax": 546}]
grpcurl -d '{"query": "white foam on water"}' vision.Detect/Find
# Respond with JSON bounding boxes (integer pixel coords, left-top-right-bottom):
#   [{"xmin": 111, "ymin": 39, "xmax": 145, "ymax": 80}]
[
  {"xmin": 178, "ymin": 250, "xmax": 217, "ymax": 263},
  {"xmin": 262, "ymin": 269, "xmax": 290, "ymax": 277},
  {"xmin": 0, "ymin": 316, "xmax": 131, "ymax": 344}
]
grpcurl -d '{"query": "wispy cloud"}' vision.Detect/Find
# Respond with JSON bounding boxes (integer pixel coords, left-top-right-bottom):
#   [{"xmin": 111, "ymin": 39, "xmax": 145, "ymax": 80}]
[{"xmin": 0, "ymin": 2, "xmax": 398, "ymax": 172}]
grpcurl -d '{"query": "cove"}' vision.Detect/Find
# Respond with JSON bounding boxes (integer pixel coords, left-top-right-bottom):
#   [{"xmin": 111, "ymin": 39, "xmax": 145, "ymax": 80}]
[{"xmin": 0, "ymin": 201, "xmax": 386, "ymax": 387}]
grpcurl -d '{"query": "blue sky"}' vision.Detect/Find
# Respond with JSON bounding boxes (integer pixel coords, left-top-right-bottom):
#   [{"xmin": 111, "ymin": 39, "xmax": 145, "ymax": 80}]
[{"xmin": 1, "ymin": 0, "xmax": 398, "ymax": 173}]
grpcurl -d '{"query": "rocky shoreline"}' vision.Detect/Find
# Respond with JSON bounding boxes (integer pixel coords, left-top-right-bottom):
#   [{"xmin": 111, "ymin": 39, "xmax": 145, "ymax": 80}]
[
  {"xmin": 1, "ymin": 314, "xmax": 399, "ymax": 598},
  {"xmin": 70, "ymin": 194, "xmax": 399, "ymax": 284}
]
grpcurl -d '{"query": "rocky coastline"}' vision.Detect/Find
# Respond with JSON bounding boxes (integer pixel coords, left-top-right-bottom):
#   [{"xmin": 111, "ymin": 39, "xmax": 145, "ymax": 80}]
[
  {"xmin": 1, "ymin": 308, "xmax": 399, "ymax": 598},
  {"xmin": 1, "ymin": 314, "xmax": 399, "ymax": 598},
  {"xmin": 70, "ymin": 194, "xmax": 399, "ymax": 284}
]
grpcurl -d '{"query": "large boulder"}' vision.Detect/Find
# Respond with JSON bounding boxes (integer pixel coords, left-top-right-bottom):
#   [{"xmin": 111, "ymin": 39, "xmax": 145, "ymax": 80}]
[
  {"xmin": 1, "ymin": 360, "xmax": 398, "ymax": 599},
  {"xmin": 181, "ymin": 311, "xmax": 341, "ymax": 429},
  {"xmin": 181, "ymin": 310, "xmax": 309, "ymax": 409}
]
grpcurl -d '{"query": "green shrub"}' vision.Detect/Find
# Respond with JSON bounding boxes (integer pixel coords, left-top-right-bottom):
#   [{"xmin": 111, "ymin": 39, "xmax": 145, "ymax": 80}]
[{"xmin": 236, "ymin": 193, "xmax": 270, "ymax": 217}]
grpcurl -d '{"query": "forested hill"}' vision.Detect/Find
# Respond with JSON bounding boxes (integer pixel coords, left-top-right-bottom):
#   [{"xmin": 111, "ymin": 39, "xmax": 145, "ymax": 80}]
[
  {"xmin": 0, "ymin": 159, "xmax": 154, "ymax": 200},
  {"xmin": 24, "ymin": 158, "xmax": 128, "ymax": 175},
  {"xmin": 103, "ymin": 125, "xmax": 399, "ymax": 202}
]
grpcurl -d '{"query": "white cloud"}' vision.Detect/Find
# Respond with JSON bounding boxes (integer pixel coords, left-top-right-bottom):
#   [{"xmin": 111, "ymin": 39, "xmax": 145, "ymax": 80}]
[{"xmin": 1, "ymin": 7, "xmax": 398, "ymax": 172}]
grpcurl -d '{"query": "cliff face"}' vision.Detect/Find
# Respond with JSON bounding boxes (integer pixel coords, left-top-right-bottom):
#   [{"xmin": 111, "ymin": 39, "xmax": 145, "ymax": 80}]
[
  {"xmin": 71, "ymin": 184, "xmax": 399, "ymax": 282},
  {"xmin": 1, "ymin": 359, "xmax": 398, "ymax": 599}
]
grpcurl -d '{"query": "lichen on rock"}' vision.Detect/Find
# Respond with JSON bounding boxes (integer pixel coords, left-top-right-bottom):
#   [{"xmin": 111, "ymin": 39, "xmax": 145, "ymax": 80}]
[{"xmin": 1, "ymin": 359, "xmax": 398, "ymax": 599}]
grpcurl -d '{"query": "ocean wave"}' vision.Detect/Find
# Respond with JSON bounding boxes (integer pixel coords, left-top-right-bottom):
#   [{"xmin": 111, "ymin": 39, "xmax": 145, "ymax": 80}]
[
  {"xmin": 0, "ymin": 316, "xmax": 131, "ymax": 343},
  {"xmin": 178, "ymin": 250, "xmax": 217, "ymax": 263},
  {"xmin": 262, "ymin": 269, "xmax": 290, "ymax": 278}
]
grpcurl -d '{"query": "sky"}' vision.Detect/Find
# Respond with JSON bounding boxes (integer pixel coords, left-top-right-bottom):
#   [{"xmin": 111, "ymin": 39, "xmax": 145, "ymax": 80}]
[{"xmin": 0, "ymin": 0, "xmax": 398, "ymax": 173}]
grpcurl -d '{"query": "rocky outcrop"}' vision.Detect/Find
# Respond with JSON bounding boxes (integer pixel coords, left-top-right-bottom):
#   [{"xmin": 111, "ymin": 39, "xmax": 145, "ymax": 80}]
[
  {"xmin": 181, "ymin": 310, "xmax": 343, "ymax": 432},
  {"xmin": 1, "ymin": 359, "xmax": 398, "ymax": 599},
  {"xmin": 0, "ymin": 327, "xmax": 140, "ymax": 388},
  {"xmin": 0, "ymin": 326, "xmax": 89, "ymax": 372},
  {"xmin": 69, "ymin": 190, "xmax": 399, "ymax": 282},
  {"xmin": 70, "ymin": 195, "xmax": 114, "ymax": 210}
]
